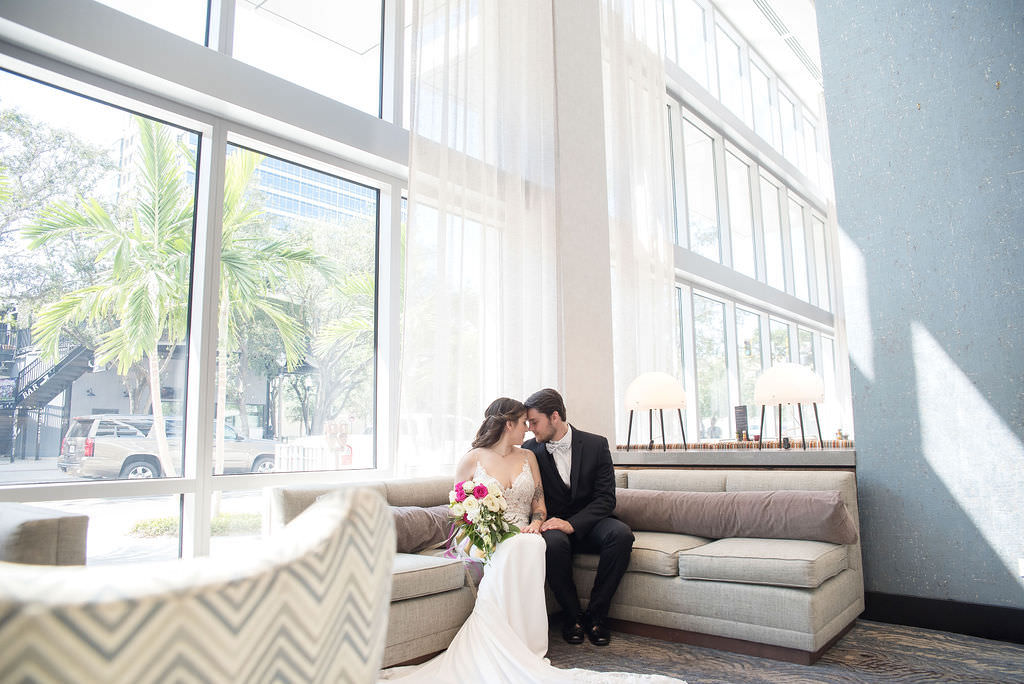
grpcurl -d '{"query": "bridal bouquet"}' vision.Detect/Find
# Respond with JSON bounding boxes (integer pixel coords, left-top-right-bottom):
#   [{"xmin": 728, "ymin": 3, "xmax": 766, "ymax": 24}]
[{"xmin": 449, "ymin": 478, "xmax": 519, "ymax": 561}]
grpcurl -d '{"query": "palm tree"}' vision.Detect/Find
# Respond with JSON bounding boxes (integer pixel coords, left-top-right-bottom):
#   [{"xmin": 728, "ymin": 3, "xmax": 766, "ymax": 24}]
[
  {"xmin": 25, "ymin": 117, "xmax": 193, "ymax": 476},
  {"xmin": 211, "ymin": 147, "xmax": 331, "ymax": 474}
]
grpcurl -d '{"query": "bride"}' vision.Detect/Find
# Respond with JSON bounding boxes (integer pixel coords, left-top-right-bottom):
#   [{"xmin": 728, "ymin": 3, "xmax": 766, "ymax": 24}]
[{"xmin": 381, "ymin": 398, "xmax": 684, "ymax": 683}]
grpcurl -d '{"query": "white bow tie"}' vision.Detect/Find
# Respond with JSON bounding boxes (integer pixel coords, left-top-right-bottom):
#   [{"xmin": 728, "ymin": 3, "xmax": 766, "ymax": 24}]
[{"xmin": 546, "ymin": 438, "xmax": 570, "ymax": 454}]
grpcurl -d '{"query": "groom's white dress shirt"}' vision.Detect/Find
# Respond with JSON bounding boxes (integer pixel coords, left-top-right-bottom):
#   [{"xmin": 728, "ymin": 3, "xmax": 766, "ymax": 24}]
[{"xmin": 545, "ymin": 424, "xmax": 573, "ymax": 486}]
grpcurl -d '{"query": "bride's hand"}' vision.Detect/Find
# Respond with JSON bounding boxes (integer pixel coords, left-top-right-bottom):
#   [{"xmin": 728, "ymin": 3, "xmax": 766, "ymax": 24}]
[{"xmin": 522, "ymin": 520, "xmax": 543, "ymax": 534}]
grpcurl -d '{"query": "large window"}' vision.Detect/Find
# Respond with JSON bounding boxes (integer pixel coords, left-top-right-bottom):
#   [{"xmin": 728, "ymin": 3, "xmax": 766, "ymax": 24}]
[
  {"xmin": 681, "ymin": 118, "xmax": 720, "ymax": 260},
  {"xmin": 0, "ymin": 2, "xmax": 393, "ymax": 563},
  {"xmin": 725, "ymin": 151, "xmax": 755, "ymax": 278},
  {"xmin": 693, "ymin": 293, "xmax": 729, "ymax": 440},
  {"xmin": 760, "ymin": 176, "xmax": 785, "ymax": 291},
  {"xmin": 735, "ymin": 307, "xmax": 763, "ymax": 437}
]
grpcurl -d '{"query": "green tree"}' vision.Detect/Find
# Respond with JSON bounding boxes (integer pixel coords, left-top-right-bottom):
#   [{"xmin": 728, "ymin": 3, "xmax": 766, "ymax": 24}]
[
  {"xmin": 24, "ymin": 116, "xmax": 193, "ymax": 476},
  {"xmin": 211, "ymin": 147, "xmax": 329, "ymax": 474}
]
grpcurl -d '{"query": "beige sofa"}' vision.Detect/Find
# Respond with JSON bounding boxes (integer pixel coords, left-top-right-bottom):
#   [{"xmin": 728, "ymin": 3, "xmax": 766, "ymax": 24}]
[
  {"xmin": 595, "ymin": 468, "xmax": 863, "ymax": 664},
  {"xmin": 268, "ymin": 468, "xmax": 862, "ymax": 666}
]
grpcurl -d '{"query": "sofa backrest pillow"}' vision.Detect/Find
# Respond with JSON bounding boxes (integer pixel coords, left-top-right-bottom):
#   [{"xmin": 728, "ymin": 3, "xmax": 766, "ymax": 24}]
[
  {"xmin": 392, "ymin": 504, "xmax": 453, "ymax": 553},
  {"xmin": 614, "ymin": 488, "xmax": 858, "ymax": 545}
]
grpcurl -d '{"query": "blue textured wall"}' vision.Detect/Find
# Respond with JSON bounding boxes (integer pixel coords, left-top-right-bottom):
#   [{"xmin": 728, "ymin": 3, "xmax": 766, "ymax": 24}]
[{"xmin": 817, "ymin": 2, "xmax": 1023, "ymax": 609}]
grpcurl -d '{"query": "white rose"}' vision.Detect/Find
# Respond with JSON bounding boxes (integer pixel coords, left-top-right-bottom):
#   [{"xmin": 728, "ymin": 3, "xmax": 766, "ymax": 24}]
[
  {"xmin": 498, "ymin": 497, "xmax": 507, "ymax": 511},
  {"xmin": 462, "ymin": 479, "xmax": 475, "ymax": 492},
  {"xmin": 484, "ymin": 494, "xmax": 500, "ymax": 512},
  {"xmin": 450, "ymin": 502, "xmax": 464, "ymax": 517},
  {"xmin": 449, "ymin": 490, "xmax": 458, "ymax": 504},
  {"xmin": 463, "ymin": 497, "xmax": 480, "ymax": 513}
]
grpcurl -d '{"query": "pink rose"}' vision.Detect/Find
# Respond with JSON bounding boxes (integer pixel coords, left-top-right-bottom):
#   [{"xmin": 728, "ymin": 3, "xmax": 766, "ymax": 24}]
[
  {"xmin": 462, "ymin": 513, "xmax": 469, "ymax": 524},
  {"xmin": 454, "ymin": 482, "xmax": 467, "ymax": 502},
  {"xmin": 473, "ymin": 483, "xmax": 488, "ymax": 499}
]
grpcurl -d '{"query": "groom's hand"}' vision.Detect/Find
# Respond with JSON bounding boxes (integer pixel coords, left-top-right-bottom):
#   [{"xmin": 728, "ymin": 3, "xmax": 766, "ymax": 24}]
[{"xmin": 541, "ymin": 517, "xmax": 574, "ymax": 534}]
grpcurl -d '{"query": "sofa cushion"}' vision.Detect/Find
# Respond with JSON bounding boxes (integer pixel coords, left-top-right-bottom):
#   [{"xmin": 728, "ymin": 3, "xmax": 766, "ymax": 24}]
[
  {"xmin": 614, "ymin": 488, "xmax": 858, "ymax": 545},
  {"xmin": 575, "ymin": 531, "xmax": 709, "ymax": 576},
  {"xmin": 679, "ymin": 538, "xmax": 848, "ymax": 588},
  {"xmin": 392, "ymin": 553, "xmax": 467, "ymax": 601},
  {"xmin": 392, "ymin": 505, "xmax": 452, "ymax": 553}
]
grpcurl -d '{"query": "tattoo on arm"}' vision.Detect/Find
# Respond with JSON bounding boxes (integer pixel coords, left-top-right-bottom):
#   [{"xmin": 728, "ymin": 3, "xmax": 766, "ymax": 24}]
[{"xmin": 531, "ymin": 484, "xmax": 546, "ymax": 522}]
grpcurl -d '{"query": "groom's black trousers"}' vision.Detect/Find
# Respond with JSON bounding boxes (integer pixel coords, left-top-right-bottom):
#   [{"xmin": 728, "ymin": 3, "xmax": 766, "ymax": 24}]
[{"xmin": 542, "ymin": 517, "xmax": 634, "ymax": 623}]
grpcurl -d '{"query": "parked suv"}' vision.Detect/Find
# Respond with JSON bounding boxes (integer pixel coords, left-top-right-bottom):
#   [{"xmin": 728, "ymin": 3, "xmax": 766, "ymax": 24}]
[{"xmin": 58, "ymin": 414, "xmax": 276, "ymax": 479}]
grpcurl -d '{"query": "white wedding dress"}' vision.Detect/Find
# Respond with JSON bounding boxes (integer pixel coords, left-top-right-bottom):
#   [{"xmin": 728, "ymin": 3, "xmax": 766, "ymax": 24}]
[{"xmin": 380, "ymin": 460, "xmax": 685, "ymax": 683}]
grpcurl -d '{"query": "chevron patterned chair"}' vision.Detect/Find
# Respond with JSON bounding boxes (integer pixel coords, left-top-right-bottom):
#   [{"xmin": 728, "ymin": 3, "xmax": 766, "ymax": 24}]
[{"xmin": 0, "ymin": 487, "xmax": 394, "ymax": 684}]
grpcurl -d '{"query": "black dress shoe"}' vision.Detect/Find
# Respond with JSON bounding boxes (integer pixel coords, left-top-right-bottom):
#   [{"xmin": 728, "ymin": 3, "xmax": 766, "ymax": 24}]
[
  {"xmin": 562, "ymin": 616, "xmax": 585, "ymax": 645},
  {"xmin": 586, "ymin": 620, "xmax": 611, "ymax": 646}
]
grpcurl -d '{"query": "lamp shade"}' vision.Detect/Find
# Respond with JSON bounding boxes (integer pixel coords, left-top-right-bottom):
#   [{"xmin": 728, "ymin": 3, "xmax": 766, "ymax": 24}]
[
  {"xmin": 625, "ymin": 372, "xmax": 687, "ymax": 410},
  {"xmin": 753, "ymin": 363, "xmax": 824, "ymax": 404}
]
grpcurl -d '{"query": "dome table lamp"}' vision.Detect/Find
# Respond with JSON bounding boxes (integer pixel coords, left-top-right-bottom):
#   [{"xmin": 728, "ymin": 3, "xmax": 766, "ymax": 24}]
[
  {"xmin": 624, "ymin": 372, "xmax": 687, "ymax": 451},
  {"xmin": 753, "ymin": 363, "xmax": 825, "ymax": 450}
]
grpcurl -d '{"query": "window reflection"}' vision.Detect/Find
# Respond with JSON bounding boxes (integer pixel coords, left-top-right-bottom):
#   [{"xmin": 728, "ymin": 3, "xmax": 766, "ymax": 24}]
[
  {"xmin": 0, "ymin": 70, "xmax": 196, "ymax": 483},
  {"xmin": 214, "ymin": 145, "xmax": 378, "ymax": 475},
  {"xmin": 682, "ymin": 119, "xmax": 719, "ymax": 261},
  {"xmin": 694, "ymin": 294, "xmax": 729, "ymax": 440}
]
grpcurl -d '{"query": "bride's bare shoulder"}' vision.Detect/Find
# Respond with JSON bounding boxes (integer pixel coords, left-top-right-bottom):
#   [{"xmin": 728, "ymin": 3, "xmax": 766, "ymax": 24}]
[{"xmin": 455, "ymin": 448, "xmax": 485, "ymax": 480}]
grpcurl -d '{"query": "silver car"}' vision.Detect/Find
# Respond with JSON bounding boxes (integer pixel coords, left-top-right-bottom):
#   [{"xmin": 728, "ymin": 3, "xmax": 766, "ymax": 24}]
[{"xmin": 58, "ymin": 414, "xmax": 276, "ymax": 479}]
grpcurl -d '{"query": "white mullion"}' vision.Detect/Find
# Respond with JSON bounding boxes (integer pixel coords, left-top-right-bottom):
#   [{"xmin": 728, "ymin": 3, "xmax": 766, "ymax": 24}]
[
  {"xmin": 206, "ymin": 0, "xmax": 235, "ymax": 54},
  {"xmin": 182, "ymin": 122, "xmax": 227, "ymax": 559},
  {"xmin": 678, "ymin": 285, "xmax": 697, "ymax": 443},
  {"xmin": 667, "ymin": 100, "xmax": 688, "ymax": 248},
  {"xmin": 714, "ymin": 132, "xmax": 731, "ymax": 267},
  {"xmin": 375, "ymin": 184, "xmax": 403, "ymax": 477},
  {"xmin": 724, "ymin": 299, "xmax": 740, "ymax": 438},
  {"xmin": 382, "ymin": 0, "xmax": 403, "ymax": 125},
  {"xmin": 749, "ymin": 162, "xmax": 766, "ymax": 283}
]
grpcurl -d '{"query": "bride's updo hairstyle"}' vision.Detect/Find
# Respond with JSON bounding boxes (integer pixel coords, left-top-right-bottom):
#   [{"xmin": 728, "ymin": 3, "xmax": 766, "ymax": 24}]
[{"xmin": 471, "ymin": 397, "xmax": 526, "ymax": 449}]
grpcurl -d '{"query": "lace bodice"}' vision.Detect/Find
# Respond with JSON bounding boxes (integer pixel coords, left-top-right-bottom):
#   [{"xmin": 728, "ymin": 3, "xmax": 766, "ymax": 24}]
[{"xmin": 475, "ymin": 459, "xmax": 533, "ymax": 529}]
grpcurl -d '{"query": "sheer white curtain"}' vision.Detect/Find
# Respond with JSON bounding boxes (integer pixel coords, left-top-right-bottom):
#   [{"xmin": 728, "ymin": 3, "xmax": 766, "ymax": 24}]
[
  {"xmin": 398, "ymin": 0, "xmax": 559, "ymax": 476},
  {"xmin": 601, "ymin": 0, "xmax": 680, "ymax": 445}
]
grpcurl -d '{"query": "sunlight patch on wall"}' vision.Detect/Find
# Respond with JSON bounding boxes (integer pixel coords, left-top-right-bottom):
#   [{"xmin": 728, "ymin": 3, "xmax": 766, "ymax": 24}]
[
  {"xmin": 838, "ymin": 225, "xmax": 873, "ymax": 381},
  {"xmin": 913, "ymin": 322, "xmax": 1024, "ymax": 583}
]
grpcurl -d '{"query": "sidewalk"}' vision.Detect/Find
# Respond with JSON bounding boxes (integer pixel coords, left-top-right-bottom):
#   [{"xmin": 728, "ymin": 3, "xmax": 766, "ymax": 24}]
[{"xmin": 0, "ymin": 455, "xmax": 78, "ymax": 484}]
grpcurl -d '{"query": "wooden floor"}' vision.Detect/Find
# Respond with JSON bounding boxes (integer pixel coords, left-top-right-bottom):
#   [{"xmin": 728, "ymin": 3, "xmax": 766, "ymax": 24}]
[{"xmin": 545, "ymin": 619, "xmax": 1024, "ymax": 683}]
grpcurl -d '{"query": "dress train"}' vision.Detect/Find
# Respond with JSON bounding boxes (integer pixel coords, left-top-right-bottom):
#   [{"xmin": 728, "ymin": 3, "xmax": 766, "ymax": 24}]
[{"xmin": 379, "ymin": 527, "xmax": 684, "ymax": 683}]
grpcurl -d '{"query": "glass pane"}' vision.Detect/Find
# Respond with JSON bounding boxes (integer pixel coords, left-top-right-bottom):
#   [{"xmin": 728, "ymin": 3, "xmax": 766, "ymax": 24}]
[
  {"xmin": 214, "ymin": 146, "xmax": 378, "ymax": 476},
  {"xmin": 751, "ymin": 62, "xmax": 773, "ymax": 143},
  {"xmin": 779, "ymin": 92, "xmax": 799, "ymax": 166},
  {"xmin": 95, "ymin": 0, "xmax": 208, "ymax": 44},
  {"xmin": 208, "ymin": 489, "xmax": 264, "ymax": 558},
  {"xmin": 760, "ymin": 177, "xmax": 785, "ymax": 291},
  {"xmin": 789, "ymin": 198, "xmax": 810, "ymax": 301},
  {"xmin": 674, "ymin": 0, "xmax": 709, "ymax": 89},
  {"xmin": 802, "ymin": 114, "xmax": 819, "ymax": 184},
  {"xmin": 233, "ymin": 0, "xmax": 383, "ymax": 117},
  {"xmin": 726, "ymin": 152, "xmax": 755, "ymax": 278},
  {"xmin": 798, "ymin": 327, "xmax": 815, "ymax": 370},
  {"xmin": 1, "ymin": 71, "xmax": 196, "ymax": 482},
  {"xmin": 769, "ymin": 318, "xmax": 790, "ymax": 365},
  {"xmin": 768, "ymin": 319, "xmax": 797, "ymax": 441},
  {"xmin": 46, "ymin": 496, "xmax": 181, "ymax": 564},
  {"xmin": 682, "ymin": 120, "xmax": 719, "ymax": 261},
  {"xmin": 821, "ymin": 336, "xmax": 840, "ymax": 438},
  {"xmin": 715, "ymin": 26, "xmax": 745, "ymax": 122},
  {"xmin": 735, "ymin": 307, "xmax": 762, "ymax": 440},
  {"xmin": 693, "ymin": 294, "xmax": 729, "ymax": 441},
  {"xmin": 812, "ymin": 216, "xmax": 831, "ymax": 311}
]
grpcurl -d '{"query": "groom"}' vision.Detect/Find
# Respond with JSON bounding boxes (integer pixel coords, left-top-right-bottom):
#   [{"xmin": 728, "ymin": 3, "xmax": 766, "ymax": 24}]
[{"xmin": 522, "ymin": 388, "xmax": 633, "ymax": 647}]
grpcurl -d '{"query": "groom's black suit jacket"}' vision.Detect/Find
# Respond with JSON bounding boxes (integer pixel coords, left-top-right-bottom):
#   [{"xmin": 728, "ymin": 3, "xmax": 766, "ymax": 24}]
[{"xmin": 522, "ymin": 425, "xmax": 617, "ymax": 539}]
